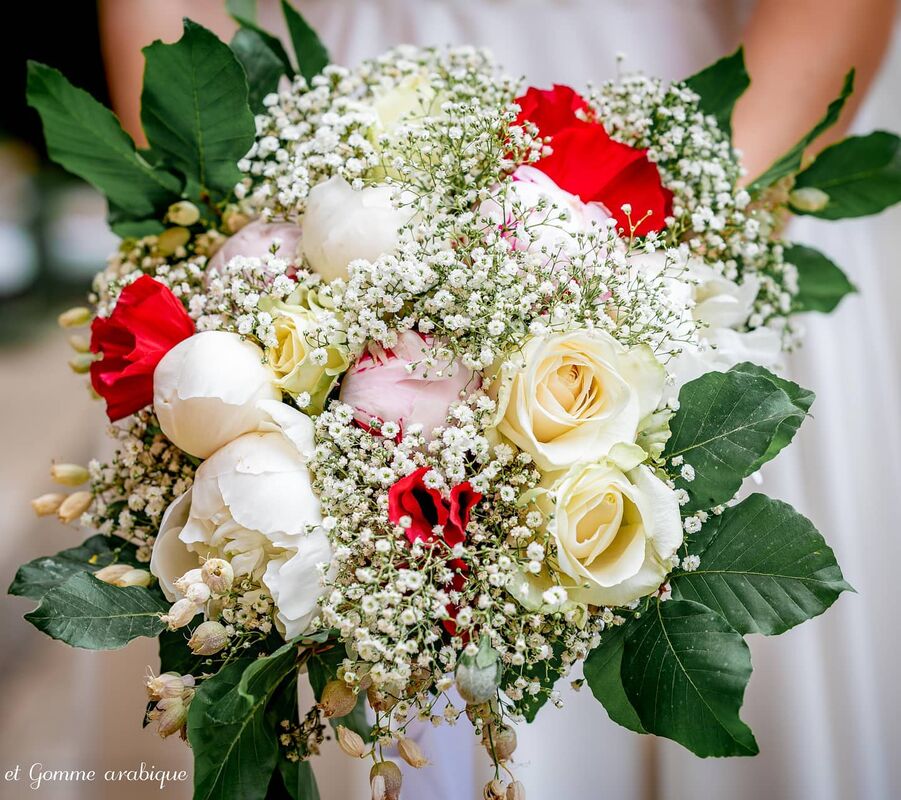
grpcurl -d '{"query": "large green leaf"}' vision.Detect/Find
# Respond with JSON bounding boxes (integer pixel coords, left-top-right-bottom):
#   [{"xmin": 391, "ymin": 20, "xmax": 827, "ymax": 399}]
[
  {"xmin": 281, "ymin": 1, "xmax": 329, "ymax": 83},
  {"xmin": 751, "ymin": 70, "xmax": 854, "ymax": 191},
  {"xmin": 791, "ymin": 131, "xmax": 901, "ymax": 219},
  {"xmin": 664, "ymin": 363, "xmax": 811, "ymax": 512},
  {"xmin": 26, "ymin": 61, "xmax": 182, "ymax": 219},
  {"xmin": 189, "ymin": 641, "xmax": 300, "ymax": 800},
  {"xmin": 228, "ymin": 2, "xmax": 295, "ymax": 76},
  {"xmin": 231, "ymin": 27, "xmax": 289, "ymax": 112},
  {"xmin": 784, "ymin": 243, "xmax": 856, "ymax": 313},
  {"xmin": 266, "ymin": 674, "xmax": 321, "ymax": 800},
  {"xmin": 583, "ymin": 622, "xmax": 645, "ymax": 733},
  {"xmin": 672, "ymin": 494, "xmax": 851, "ymax": 635},
  {"xmin": 9, "ymin": 534, "xmax": 139, "ymax": 601},
  {"xmin": 622, "ymin": 599, "xmax": 758, "ymax": 757},
  {"xmin": 24, "ymin": 572, "xmax": 167, "ymax": 649},
  {"xmin": 141, "ymin": 20, "xmax": 256, "ymax": 199},
  {"xmin": 684, "ymin": 48, "xmax": 749, "ymax": 138}
]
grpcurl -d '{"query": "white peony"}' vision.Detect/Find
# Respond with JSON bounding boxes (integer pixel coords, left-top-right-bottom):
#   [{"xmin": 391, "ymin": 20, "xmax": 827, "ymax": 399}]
[
  {"xmin": 535, "ymin": 445, "xmax": 682, "ymax": 607},
  {"xmin": 490, "ymin": 329, "xmax": 664, "ymax": 472},
  {"xmin": 153, "ymin": 331, "xmax": 281, "ymax": 459},
  {"xmin": 478, "ymin": 165, "xmax": 611, "ymax": 258},
  {"xmin": 301, "ymin": 176, "xmax": 408, "ymax": 282},
  {"xmin": 150, "ymin": 408, "xmax": 331, "ymax": 639}
]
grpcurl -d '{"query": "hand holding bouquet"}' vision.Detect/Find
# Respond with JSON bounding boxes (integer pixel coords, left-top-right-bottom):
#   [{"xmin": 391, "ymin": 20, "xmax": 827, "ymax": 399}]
[{"xmin": 14, "ymin": 5, "xmax": 901, "ymax": 798}]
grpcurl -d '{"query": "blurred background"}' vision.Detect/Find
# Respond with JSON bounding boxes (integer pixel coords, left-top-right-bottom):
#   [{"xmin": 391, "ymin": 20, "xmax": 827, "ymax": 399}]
[{"xmin": 2, "ymin": 2, "xmax": 900, "ymax": 799}]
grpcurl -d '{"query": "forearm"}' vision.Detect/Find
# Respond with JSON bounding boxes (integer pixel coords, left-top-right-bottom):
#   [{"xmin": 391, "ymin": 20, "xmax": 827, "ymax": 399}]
[{"xmin": 732, "ymin": 0, "xmax": 896, "ymax": 181}]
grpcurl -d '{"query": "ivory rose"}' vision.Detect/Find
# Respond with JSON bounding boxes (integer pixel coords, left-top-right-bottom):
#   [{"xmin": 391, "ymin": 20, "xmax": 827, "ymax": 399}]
[
  {"xmin": 150, "ymin": 408, "xmax": 331, "ymax": 639},
  {"xmin": 153, "ymin": 331, "xmax": 281, "ymax": 458},
  {"xmin": 301, "ymin": 176, "xmax": 408, "ymax": 282},
  {"xmin": 536, "ymin": 447, "xmax": 682, "ymax": 606},
  {"xmin": 490, "ymin": 330, "xmax": 664, "ymax": 472}
]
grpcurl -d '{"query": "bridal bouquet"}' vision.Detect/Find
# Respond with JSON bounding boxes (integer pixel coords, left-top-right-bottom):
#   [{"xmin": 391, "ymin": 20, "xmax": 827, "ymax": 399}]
[{"xmin": 14, "ymin": 4, "xmax": 901, "ymax": 799}]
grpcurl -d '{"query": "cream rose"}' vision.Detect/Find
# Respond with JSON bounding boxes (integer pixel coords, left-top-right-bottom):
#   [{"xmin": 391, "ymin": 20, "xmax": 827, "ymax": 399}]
[
  {"xmin": 490, "ymin": 330, "xmax": 664, "ymax": 472},
  {"xmin": 537, "ymin": 449, "xmax": 682, "ymax": 606}
]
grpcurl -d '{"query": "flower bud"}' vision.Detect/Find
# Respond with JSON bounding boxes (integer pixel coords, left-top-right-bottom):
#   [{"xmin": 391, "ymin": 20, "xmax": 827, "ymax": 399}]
[
  {"xmin": 156, "ymin": 226, "xmax": 191, "ymax": 256},
  {"xmin": 185, "ymin": 582, "xmax": 211, "ymax": 604},
  {"xmin": 94, "ymin": 563, "xmax": 134, "ymax": 585},
  {"xmin": 369, "ymin": 762, "xmax": 402, "ymax": 800},
  {"xmin": 789, "ymin": 186, "xmax": 830, "ymax": 213},
  {"xmin": 483, "ymin": 779, "xmax": 506, "ymax": 800},
  {"xmin": 31, "ymin": 492, "xmax": 65, "ymax": 517},
  {"xmin": 161, "ymin": 598, "xmax": 200, "ymax": 630},
  {"xmin": 117, "ymin": 568, "xmax": 153, "ymax": 587},
  {"xmin": 167, "ymin": 201, "xmax": 201, "ymax": 227},
  {"xmin": 222, "ymin": 208, "xmax": 251, "ymax": 234},
  {"xmin": 367, "ymin": 685, "xmax": 397, "ymax": 713},
  {"xmin": 336, "ymin": 725, "xmax": 366, "ymax": 758},
  {"xmin": 68, "ymin": 353, "xmax": 97, "ymax": 374},
  {"xmin": 320, "ymin": 679, "xmax": 357, "ymax": 718},
  {"xmin": 156, "ymin": 699, "xmax": 188, "ymax": 738},
  {"xmin": 188, "ymin": 620, "xmax": 229, "ymax": 656},
  {"xmin": 201, "ymin": 558, "xmax": 234, "ymax": 594},
  {"xmin": 67, "ymin": 334, "xmax": 91, "ymax": 353},
  {"xmin": 146, "ymin": 672, "xmax": 186, "ymax": 701},
  {"xmin": 456, "ymin": 636, "xmax": 502, "ymax": 704},
  {"xmin": 397, "ymin": 737, "xmax": 428, "ymax": 768},
  {"xmin": 507, "ymin": 781, "xmax": 526, "ymax": 800},
  {"xmin": 57, "ymin": 306, "xmax": 92, "ymax": 328},
  {"xmin": 50, "ymin": 463, "xmax": 90, "ymax": 487},
  {"xmin": 370, "ymin": 776, "xmax": 386, "ymax": 800},
  {"xmin": 174, "ymin": 569, "xmax": 203, "ymax": 595},
  {"xmin": 57, "ymin": 491, "xmax": 93, "ymax": 523},
  {"xmin": 483, "ymin": 724, "xmax": 517, "ymax": 761}
]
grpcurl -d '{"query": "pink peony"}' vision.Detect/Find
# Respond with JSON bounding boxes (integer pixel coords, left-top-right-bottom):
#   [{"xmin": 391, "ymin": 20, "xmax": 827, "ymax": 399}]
[
  {"xmin": 207, "ymin": 219, "xmax": 303, "ymax": 277},
  {"xmin": 338, "ymin": 331, "xmax": 479, "ymax": 441}
]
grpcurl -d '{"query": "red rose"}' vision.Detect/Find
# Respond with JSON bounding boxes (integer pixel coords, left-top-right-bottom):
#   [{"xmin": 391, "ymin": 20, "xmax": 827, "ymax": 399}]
[
  {"xmin": 516, "ymin": 84, "xmax": 672, "ymax": 236},
  {"xmin": 89, "ymin": 276, "xmax": 194, "ymax": 421},
  {"xmin": 387, "ymin": 469, "xmax": 483, "ymax": 547}
]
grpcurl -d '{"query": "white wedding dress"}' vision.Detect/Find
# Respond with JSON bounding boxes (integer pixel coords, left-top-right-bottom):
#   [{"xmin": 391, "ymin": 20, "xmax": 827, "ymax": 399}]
[{"xmin": 255, "ymin": 2, "xmax": 901, "ymax": 798}]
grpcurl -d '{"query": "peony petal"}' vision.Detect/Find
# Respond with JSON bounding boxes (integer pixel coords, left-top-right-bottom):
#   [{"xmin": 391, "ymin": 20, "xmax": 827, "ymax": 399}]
[{"xmin": 149, "ymin": 489, "xmax": 198, "ymax": 601}]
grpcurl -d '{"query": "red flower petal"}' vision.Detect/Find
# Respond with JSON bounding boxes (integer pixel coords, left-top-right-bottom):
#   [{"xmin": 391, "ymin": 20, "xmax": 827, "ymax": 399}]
[
  {"xmin": 387, "ymin": 467, "xmax": 448, "ymax": 545},
  {"xmin": 445, "ymin": 482, "xmax": 483, "ymax": 547},
  {"xmin": 515, "ymin": 84, "xmax": 590, "ymax": 136}
]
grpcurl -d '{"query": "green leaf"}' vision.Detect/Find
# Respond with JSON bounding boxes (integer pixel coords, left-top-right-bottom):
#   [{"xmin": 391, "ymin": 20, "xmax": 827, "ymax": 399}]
[
  {"xmin": 24, "ymin": 572, "xmax": 167, "ymax": 649},
  {"xmin": 231, "ymin": 27, "xmax": 289, "ymax": 112},
  {"xmin": 227, "ymin": 0, "xmax": 258, "ymax": 22},
  {"xmin": 9, "ymin": 534, "xmax": 138, "ymax": 601},
  {"xmin": 663, "ymin": 363, "xmax": 812, "ymax": 512},
  {"xmin": 583, "ymin": 623, "xmax": 645, "ymax": 733},
  {"xmin": 672, "ymin": 494, "xmax": 852, "ymax": 635},
  {"xmin": 158, "ymin": 625, "xmax": 201, "ymax": 675},
  {"xmin": 189, "ymin": 641, "xmax": 300, "ymax": 800},
  {"xmin": 501, "ymin": 641, "xmax": 564, "ymax": 723},
  {"xmin": 26, "ymin": 61, "xmax": 182, "ymax": 218},
  {"xmin": 266, "ymin": 674, "xmax": 321, "ymax": 800},
  {"xmin": 751, "ymin": 70, "xmax": 855, "ymax": 191},
  {"xmin": 684, "ymin": 48, "xmax": 749, "ymax": 137},
  {"xmin": 141, "ymin": 20, "xmax": 256, "ymax": 199},
  {"xmin": 784, "ymin": 243, "xmax": 856, "ymax": 313},
  {"xmin": 228, "ymin": 4, "xmax": 295, "ymax": 76},
  {"xmin": 622, "ymin": 599, "xmax": 758, "ymax": 757},
  {"xmin": 791, "ymin": 131, "xmax": 901, "ymax": 219},
  {"xmin": 280, "ymin": 1, "xmax": 329, "ymax": 83}
]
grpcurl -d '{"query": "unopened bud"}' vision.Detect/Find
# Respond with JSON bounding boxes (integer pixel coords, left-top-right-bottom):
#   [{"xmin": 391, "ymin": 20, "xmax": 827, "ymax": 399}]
[
  {"xmin": 370, "ymin": 776, "xmax": 386, "ymax": 800},
  {"xmin": 507, "ymin": 781, "xmax": 526, "ymax": 800},
  {"xmin": 166, "ymin": 201, "xmax": 201, "ymax": 227},
  {"xmin": 369, "ymin": 762, "xmax": 402, "ymax": 800},
  {"xmin": 320, "ymin": 679, "xmax": 357, "ymax": 718},
  {"xmin": 156, "ymin": 699, "xmax": 188, "ymax": 738},
  {"xmin": 117, "ymin": 568, "xmax": 152, "ymax": 587},
  {"xmin": 156, "ymin": 226, "xmax": 191, "ymax": 256},
  {"xmin": 222, "ymin": 207, "xmax": 250, "ymax": 234},
  {"xmin": 185, "ymin": 582, "xmax": 211, "ymax": 604},
  {"xmin": 57, "ymin": 491, "xmax": 93, "ymax": 523},
  {"xmin": 336, "ymin": 725, "xmax": 366, "ymax": 758},
  {"xmin": 201, "ymin": 558, "xmax": 234, "ymax": 594},
  {"xmin": 94, "ymin": 563, "xmax": 134, "ymax": 585},
  {"xmin": 57, "ymin": 306, "xmax": 91, "ymax": 328},
  {"xmin": 456, "ymin": 636, "xmax": 502, "ymax": 704},
  {"xmin": 32, "ymin": 492, "xmax": 65, "ymax": 516},
  {"xmin": 397, "ymin": 737, "xmax": 428, "ymax": 768},
  {"xmin": 174, "ymin": 569, "xmax": 203, "ymax": 595},
  {"xmin": 188, "ymin": 620, "xmax": 229, "ymax": 656},
  {"xmin": 67, "ymin": 334, "xmax": 91, "ymax": 353},
  {"xmin": 484, "ymin": 724, "xmax": 517, "ymax": 761},
  {"xmin": 68, "ymin": 353, "xmax": 97, "ymax": 374},
  {"xmin": 146, "ymin": 672, "xmax": 186, "ymax": 701},
  {"xmin": 50, "ymin": 463, "xmax": 90, "ymax": 486},
  {"xmin": 483, "ymin": 779, "xmax": 506, "ymax": 800},
  {"xmin": 367, "ymin": 685, "xmax": 398, "ymax": 713},
  {"xmin": 789, "ymin": 186, "xmax": 830, "ymax": 213},
  {"xmin": 161, "ymin": 598, "xmax": 200, "ymax": 630}
]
